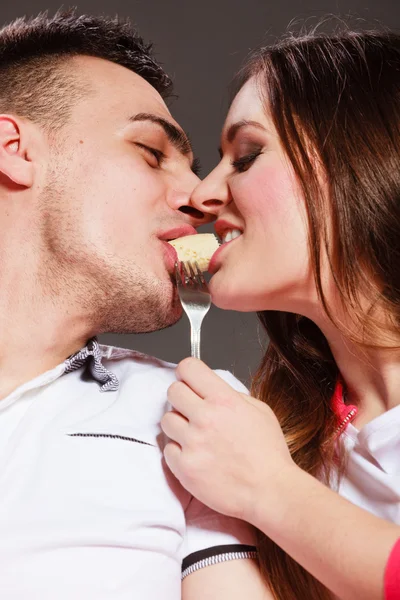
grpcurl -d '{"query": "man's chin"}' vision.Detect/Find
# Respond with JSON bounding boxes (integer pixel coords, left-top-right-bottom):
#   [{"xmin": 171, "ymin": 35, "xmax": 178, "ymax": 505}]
[
  {"xmin": 129, "ymin": 291, "xmax": 183, "ymax": 334},
  {"xmin": 99, "ymin": 303, "xmax": 182, "ymax": 335},
  {"xmin": 144, "ymin": 302, "xmax": 182, "ymax": 333},
  {"xmin": 95, "ymin": 276, "xmax": 183, "ymax": 335}
]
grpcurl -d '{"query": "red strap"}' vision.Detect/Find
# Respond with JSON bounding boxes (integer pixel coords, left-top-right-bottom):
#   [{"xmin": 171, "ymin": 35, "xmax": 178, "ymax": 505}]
[
  {"xmin": 331, "ymin": 381, "xmax": 358, "ymax": 422},
  {"xmin": 385, "ymin": 538, "xmax": 400, "ymax": 600}
]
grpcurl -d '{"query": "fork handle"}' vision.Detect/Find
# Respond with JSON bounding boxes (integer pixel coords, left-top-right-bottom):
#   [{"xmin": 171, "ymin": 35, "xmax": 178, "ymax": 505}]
[{"xmin": 190, "ymin": 327, "xmax": 201, "ymax": 359}]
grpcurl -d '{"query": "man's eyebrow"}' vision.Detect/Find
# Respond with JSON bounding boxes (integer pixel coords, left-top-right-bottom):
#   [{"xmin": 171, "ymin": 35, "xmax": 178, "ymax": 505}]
[
  {"xmin": 218, "ymin": 119, "xmax": 267, "ymax": 156},
  {"xmin": 129, "ymin": 112, "xmax": 193, "ymax": 157}
]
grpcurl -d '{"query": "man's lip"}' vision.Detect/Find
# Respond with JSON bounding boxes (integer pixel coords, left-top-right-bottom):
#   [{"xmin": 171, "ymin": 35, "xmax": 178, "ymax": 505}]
[
  {"xmin": 214, "ymin": 219, "xmax": 243, "ymax": 240},
  {"xmin": 158, "ymin": 225, "xmax": 197, "ymax": 241},
  {"xmin": 162, "ymin": 241, "xmax": 178, "ymax": 271}
]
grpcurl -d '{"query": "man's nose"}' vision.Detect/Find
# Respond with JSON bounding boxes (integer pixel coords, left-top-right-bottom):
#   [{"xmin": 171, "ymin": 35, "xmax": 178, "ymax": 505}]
[
  {"xmin": 190, "ymin": 166, "xmax": 231, "ymax": 218},
  {"xmin": 168, "ymin": 171, "xmax": 215, "ymax": 228}
]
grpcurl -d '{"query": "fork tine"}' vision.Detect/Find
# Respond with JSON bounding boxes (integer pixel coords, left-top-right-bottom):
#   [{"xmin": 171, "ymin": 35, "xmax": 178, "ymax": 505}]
[
  {"xmin": 175, "ymin": 262, "xmax": 187, "ymax": 288},
  {"xmin": 182, "ymin": 261, "xmax": 192, "ymax": 285},
  {"xmin": 193, "ymin": 261, "xmax": 207, "ymax": 286},
  {"xmin": 174, "ymin": 262, "xmax": 181, "ymax": 285},
  {"xmin": 187, "ymin": 261, "xmax": 197, "ymax": 282},
  {"xmin": 188, "ymin": 261, "xmax": 204, "ymax": 288}
]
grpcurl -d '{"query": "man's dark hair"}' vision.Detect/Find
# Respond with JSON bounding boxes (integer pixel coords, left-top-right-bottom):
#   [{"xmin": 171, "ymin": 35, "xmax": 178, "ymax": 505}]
[{"xmin": 0, "ymin": 10, "xmax": 172, "ymax": 130}]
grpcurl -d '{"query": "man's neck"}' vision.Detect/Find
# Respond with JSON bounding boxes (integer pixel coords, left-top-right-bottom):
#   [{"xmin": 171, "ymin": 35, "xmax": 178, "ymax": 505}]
[
  {"xmin": 0, "ymin": 285, "xmax": 94, "ymax": 401},
  {"xmin": 0, "ymin": 332, "xmax": 90, "ymax": 401},
  {"xmin": 0, "ymin": 217, "xmax": 100, "ymax": 400}
]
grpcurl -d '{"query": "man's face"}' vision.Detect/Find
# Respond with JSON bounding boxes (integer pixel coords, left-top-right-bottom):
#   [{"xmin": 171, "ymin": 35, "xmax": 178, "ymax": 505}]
[{"xmin": 40, "ymin": 56, "xmax": 206, "ymax": 334}]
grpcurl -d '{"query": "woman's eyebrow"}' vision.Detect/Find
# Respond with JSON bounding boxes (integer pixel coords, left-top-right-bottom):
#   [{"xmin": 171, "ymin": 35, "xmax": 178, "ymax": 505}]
[{"xmin": 218, "ymin": 119, "xmax": 267, "ymax": 156}]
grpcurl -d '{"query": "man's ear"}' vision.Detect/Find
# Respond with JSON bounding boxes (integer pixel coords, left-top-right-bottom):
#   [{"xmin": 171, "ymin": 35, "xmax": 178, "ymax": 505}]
[{"xmin": 0, "ymin": 115, "xmax": 34, "ymax": 188}]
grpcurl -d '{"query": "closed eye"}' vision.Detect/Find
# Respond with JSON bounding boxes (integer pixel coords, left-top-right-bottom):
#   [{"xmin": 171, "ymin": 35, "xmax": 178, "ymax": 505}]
[
  {"xmin": 135, "ymin": 142, "xmax": 165, "ymax": 167},
  {"xmin": 231, "ymin": 150, "xmax": 263, "ymax": 173}
]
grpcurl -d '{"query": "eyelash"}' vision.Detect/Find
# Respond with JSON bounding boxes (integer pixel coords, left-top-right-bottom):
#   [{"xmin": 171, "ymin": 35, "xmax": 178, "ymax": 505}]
[
  {"xmin": 136, "ymin": 143, "xmax": 165, "ymax": 166},
  {"xmin": 231, "ymin": 149, "xmax": 262, "ymax": 173},
  {"xmin": 136, "ymin": 143, "xmax": 202, "ymax": 177},
  {"xmin": 191, "ymin": 157, "xmax": 201, "ymax": 176}
]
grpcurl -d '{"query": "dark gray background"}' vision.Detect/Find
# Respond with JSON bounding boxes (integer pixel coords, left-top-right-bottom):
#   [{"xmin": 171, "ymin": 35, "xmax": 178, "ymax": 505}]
[{"xmin": 3, "ymin": 1, "xmax": 398, "ymax": 383}]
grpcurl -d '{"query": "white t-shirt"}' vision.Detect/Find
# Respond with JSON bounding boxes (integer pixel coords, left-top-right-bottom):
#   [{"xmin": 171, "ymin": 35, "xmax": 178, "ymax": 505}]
[
  {"xmin": 338, "ymin": 405, "xmax": 400, "ymax": 523},
  {"xmin": 0, "ymin": 341, "xmax": 256, "ymax": 599}
]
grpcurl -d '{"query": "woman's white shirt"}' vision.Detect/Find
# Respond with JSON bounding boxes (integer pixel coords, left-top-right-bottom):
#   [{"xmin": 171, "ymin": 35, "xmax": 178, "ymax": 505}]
[{"xmin": 338, "ymin": 404, "xmax": 400, "ymax": 523}]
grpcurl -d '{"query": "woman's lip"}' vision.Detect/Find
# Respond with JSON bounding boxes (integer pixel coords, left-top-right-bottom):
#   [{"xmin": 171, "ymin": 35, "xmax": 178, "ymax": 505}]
[
  {"xmin": 161, "ymin": 241, "xmax": 178, "ymax": 271},
  {"xmin": 208, "ymin": 238, "xmax": 238, "ymax": 274},
  {"xmin": 214, "ymin": 219, "xmax": 243, "ymax": 239}
]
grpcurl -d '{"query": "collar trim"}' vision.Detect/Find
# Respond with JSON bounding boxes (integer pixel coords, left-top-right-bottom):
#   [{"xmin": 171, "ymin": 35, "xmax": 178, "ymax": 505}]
[
  {"xmin": 332, "ymin": 380, "xmax": 358, "ymax": 435},
  {"xmin": 64, "ymin": 338, "xmax": 119, "ymax": 392}
]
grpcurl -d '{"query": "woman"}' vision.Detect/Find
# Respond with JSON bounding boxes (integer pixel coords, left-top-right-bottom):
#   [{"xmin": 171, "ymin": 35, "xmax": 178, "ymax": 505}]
[{"xmin": 161, "ymin": 29, "xmax": 400, "ymax": 600}]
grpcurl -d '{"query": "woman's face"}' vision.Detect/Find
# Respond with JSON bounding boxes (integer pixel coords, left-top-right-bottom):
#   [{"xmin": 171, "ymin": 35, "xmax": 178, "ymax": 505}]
[{"xmin": 191, "ymin": 77, "xmax": 316, "ymax": 313}]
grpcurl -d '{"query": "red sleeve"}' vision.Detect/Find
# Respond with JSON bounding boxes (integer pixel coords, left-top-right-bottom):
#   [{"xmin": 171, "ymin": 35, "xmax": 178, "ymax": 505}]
[{"xmin": 385, "ymin": 538, "xmax": 400, "ymax": 600}]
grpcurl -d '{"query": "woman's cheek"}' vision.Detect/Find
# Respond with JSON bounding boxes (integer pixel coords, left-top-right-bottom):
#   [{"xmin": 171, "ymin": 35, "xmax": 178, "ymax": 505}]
[{"xmin": 234, "ymin": 160, "xmax": 298, "ymax": 223}]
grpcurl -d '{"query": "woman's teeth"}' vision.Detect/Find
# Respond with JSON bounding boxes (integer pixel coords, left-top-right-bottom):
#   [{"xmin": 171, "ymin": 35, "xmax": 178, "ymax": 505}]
[{"xmin": 222, "ymin": 229, "xmax": 242, "ymax": 244}]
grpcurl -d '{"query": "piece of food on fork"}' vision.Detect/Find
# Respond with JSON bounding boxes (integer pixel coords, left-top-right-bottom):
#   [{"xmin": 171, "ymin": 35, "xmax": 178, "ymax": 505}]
[{"xmin": 168, "ymin": 233, "xmax": 219, "ymax": 272}]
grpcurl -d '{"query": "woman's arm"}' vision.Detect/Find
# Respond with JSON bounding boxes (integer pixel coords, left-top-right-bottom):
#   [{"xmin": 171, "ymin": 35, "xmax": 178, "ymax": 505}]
[
  {"xmin": 162, "ymin": 358, "xmax": 400, "ymax": 600},
  {"xmin": 251, "ymin": 463, "xmax": 400, "ymax": 600}
]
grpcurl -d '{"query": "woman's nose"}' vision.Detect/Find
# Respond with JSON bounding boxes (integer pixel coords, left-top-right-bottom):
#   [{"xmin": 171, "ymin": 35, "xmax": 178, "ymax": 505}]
[{"xmin": 190, "ymin": 166, "xmax": 231, "ymax": 217}]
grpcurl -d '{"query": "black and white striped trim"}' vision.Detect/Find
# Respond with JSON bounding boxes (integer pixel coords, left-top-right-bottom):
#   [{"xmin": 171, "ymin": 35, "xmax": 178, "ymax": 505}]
[
  {"xmin": 64, "ymin": 338, "xmax": 119, "ymax": 392},
  {"xmin": 67, "ymin": 432, "xmax": 155, "ymax": 446},
  {"xmin": 181, "ymin": 544, "xmax": 257, "ymax": 579}
]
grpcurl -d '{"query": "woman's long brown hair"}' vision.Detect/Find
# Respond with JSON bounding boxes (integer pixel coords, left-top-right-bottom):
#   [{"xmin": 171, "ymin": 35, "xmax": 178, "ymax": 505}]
[{"xmin": 234, "ymin": 28, "xmax": 400, "ymax": 599}]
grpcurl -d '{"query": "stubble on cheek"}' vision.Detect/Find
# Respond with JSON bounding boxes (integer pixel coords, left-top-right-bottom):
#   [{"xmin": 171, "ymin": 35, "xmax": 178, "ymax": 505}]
[
  {"xmin": 38, "ymin": 195, "xmax": 183, "ymax": 334},
  {"xmin": 78, "ymin": 259, "xmax": 184, "ymax": 334},
  {"xmin": 35, "ymin": 151, "xmax": 187, "ymax": 333}
]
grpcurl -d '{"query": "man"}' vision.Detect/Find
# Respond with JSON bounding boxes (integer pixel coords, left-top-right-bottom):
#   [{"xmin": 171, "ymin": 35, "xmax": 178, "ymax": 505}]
[{"xmin": 0, "ymin": 11, "xmax": 270, "ymax": 599}]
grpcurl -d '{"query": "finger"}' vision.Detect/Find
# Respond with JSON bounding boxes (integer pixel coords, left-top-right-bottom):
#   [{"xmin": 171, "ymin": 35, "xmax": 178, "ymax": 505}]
[
  {"xmin": 161, "ymin": 409, "xmax": 189, "ymax": 446},
  {"xmin": 163, "ymin": 440, "xmax": 183, "ymax": 479},
  {"xmin": 167, "ymin": 381, "xmax": 203, "ymax": 421},
  {"xmin": 176, "ymin": 357, "xmax": 239, "ymax": 400}
]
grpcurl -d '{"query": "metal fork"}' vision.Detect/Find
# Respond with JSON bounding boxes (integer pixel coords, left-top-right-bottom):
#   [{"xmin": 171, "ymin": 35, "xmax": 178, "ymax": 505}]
[{"xmin": 174, "ymin": 261, "xmax": 211, "ymax": 359}]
